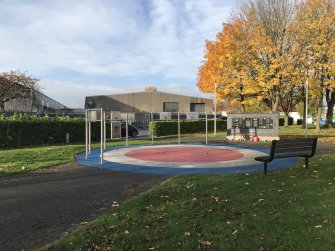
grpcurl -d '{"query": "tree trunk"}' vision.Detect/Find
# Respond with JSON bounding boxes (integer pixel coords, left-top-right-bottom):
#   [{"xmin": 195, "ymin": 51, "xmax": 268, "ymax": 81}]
[
  {"xmin": 284, "ymin": 114, "xmax": 289, "ymax": 127},
  {"xmin": 316, "ymin": 95, "xmax": 323, "ymax": 133},
  {"xmin": 272, "ymin": 97, "xmax": 279, "ymax": 112},
  {"xmin": 0, "ymin": 102, "xmax": 5, "ymax": 112},
  {"xmin": 325, "ymin": 89, "xmax": 335, "ymax": 127},
  {"xmin": 303, "ymin": 97, "xmax": 307, "ymax": 128},
  {"xmin": 326, "ymin": 104, "xmax": 334, "ymax": 127}
]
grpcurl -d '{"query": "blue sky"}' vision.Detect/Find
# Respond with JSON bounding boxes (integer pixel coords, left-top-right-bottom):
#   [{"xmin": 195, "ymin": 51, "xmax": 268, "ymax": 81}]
[{"xmin": 0, "ymin": 0, "xmax": 239, "ymax": 108}]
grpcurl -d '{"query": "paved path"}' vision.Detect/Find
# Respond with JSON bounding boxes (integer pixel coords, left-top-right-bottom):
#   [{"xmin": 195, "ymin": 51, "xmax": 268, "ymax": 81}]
[{"xmin": 0, "ymin": 164, "xmax": 169, "ymax": 251}]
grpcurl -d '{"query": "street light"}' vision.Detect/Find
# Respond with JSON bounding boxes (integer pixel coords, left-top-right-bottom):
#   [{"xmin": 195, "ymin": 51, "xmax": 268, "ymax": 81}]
[
  {"xmin": 305, "ymin": 77, "xmax": 308, "ymax": 138},
  {"xmin": 214, "ymin": 82, "xmax": 217, "ymax": 136}
]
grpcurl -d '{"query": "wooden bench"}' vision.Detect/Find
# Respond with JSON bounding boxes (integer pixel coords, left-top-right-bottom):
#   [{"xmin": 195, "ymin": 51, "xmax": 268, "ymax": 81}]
[{"xmin": 255, "ymin": 137, "xmax": 318, "ymax": 175}]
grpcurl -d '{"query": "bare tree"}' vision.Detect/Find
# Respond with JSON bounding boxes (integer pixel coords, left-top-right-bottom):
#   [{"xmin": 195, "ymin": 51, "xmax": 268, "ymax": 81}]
[{"xmin": 0, "ymin": 70, "xmax": 40, "ymax": 112}]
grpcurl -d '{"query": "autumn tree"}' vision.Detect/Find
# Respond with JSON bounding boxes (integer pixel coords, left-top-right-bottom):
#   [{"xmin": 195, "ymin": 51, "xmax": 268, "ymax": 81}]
[
  {"xmin": 0, "ymin": 70, "xmax": 40, "ymax": 112},
  {"xmin": 197, "ymin": 0, "xmax": 335, "ymax": 129},
  {"xmin": 197, "ymin": 19, "xmax": 258, "ymax": 112},
  {"xmin": 293, "ymin": 0, "xmax": 335, "ymax": 130}
]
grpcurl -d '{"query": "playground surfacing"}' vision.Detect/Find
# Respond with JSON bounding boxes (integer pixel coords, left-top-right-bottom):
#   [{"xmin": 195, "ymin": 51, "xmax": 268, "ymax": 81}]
[{"xmin": 77, "ymin": 144, "xmax": 298, "ymax": 175}]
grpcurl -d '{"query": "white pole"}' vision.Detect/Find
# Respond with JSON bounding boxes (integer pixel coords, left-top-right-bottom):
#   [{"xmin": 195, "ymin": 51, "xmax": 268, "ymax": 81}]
[
  {"xmin": 206, "ymin": 111, "xmax": 208, "ymax": 145},
  {"xmin": 100, "ymin": 108, "xmax": 104, "ymax": 165},
  {"xmin": 85, "ymin": 109, "xmax": 88, "ymax": 159},
  {"xmin": 126, "ymin": 112, "xmax": 129, "ymax": 147},
  {"xmin": 88, "ymin": 121, "xmax": 91, "ymax": 154},
  {"xmin": 151, "ymin": 112, "xmax": 154, "ymax": 145},
  {"xmin": 178, "ymin": 112, "xmax": 180, "ymax": 144},
  {"xmin": 103, "ymin": 112, "xmax": 106, "ymax": 149},
  {"xmin": 111, "ymin": 119, "xmax": 113, "ymax": 139},
  {"xmin": 214, "ymin": 82, "xmax": 217, "ymax": 136},
  {"xmin": 305, "ymin": 77, "xmax": 308, "ymax": 138}
]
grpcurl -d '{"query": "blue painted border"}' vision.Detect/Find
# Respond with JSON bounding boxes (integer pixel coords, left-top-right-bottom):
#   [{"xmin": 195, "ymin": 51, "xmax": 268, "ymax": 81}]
[{"xmin": 76, "ymin": 144, "xmax": 298, "ymax": 175}]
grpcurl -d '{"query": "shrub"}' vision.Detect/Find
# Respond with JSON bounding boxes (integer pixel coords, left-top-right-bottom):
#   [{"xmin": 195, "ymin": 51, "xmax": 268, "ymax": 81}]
[
  {"xmin": 148, "ymin": 119, "xmax": 227, "ymax": 136},
  {"xmin": 279, "ymin": 117, "xmax": 294, "ymax": 126},
  {"xmin": 0, "ymin": 120, "xmax": 98, "ymax": 148},
  {"xmin": 0, "ymin": 115, "xmax": 111, "ymax": 148}
]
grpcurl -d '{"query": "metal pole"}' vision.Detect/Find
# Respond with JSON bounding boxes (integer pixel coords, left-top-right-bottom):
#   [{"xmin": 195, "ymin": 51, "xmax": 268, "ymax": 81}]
[
  {"xmin": 103, "ymin": 112, "xmax": 106, "ymax": 149},
  {"xmin": 88, "ymin": 121, "xmax": 91, "ymax": 154},
  {"xmin": 85, "ymin": 109, "xmax": 88, "ymax": 159},
  {"xmin": 305, "ymin": 77, "xmax": 308, "ymax": 138},
  {"xmin": 111, "ymin": 119, "xmax": 113, "ymax": 139},
  {"xmin": 214, "ymin": 82, "xmax": 217, "ymax": 136},
  {"xmin": 178, "ymin": 112, "xmax": 180, "ymax": 144},
  {"xmin": 206, "ymin": 111, "xmax": 208, "ymax": 145},
  {"xmin": 100, "ymin": 108, "xmax": 104, "ymax": 165},
  {"xmin": 151, "ymin": 112, "xmax": 154, "ymax": 145},
  {"xmin": 126, "ymin": 112, "xmax": 128, "ymax": 147}
]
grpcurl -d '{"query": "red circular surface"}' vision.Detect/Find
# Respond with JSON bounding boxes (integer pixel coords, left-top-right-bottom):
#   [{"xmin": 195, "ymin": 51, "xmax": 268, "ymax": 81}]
[{"xmin": 125, "ymin": 147, "xmax": 244, "ymax": 162}]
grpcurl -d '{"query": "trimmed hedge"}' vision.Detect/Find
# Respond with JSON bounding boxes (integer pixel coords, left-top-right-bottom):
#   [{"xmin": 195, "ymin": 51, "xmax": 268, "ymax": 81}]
[
  {"xmin": 0, "ymin": 121, "xmax": 106, "ymax": 148},
  {"xmin": 149, "ymin": 120, "xmax": 227, "ymax": 137},
  {"xmin": 279, "ymin": 117, "xmax": 294, "ymax": 126}
]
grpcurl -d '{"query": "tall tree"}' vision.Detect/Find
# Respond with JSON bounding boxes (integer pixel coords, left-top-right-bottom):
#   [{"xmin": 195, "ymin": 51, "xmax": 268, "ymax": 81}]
[
  {"xmin": 0, "ymin": 70, "xmax": 40, "ymax": 112},
  {"xmin": 294, "ymin": 0, "xmax": 335, "ymax": 130}
]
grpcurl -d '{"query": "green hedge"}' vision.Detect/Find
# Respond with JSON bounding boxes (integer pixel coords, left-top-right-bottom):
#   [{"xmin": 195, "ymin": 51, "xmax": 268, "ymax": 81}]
[
  {"xmin": 0, "ymin": 121, "xmax": 106, "ymax": 148},
  {"xmin": 149, "ymin": 120, "xmax": 227, "ymax": 137}
]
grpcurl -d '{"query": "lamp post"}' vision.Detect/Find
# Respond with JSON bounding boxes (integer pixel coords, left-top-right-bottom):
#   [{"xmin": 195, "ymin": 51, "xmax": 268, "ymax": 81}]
[
  {"xmin": 305, "ymin": 76, "xmax": 308, "ymax": 138},
  {"xmin": 214, "ymin": 82, "xmax": 217, "ymax": 136}
]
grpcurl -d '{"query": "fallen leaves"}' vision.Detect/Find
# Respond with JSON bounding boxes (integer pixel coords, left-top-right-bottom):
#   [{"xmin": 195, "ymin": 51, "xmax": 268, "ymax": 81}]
[
  {"xmin": 198, "ymin": 240, "xmax": 212, "ymax": 246},
  {"xmin": 112, "ymin": 201, "xmax": 119, "ymax": 208}
]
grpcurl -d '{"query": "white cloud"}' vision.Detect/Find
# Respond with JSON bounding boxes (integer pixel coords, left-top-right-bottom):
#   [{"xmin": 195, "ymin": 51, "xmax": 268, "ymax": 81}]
[{"xmin": 0, "ymin": 0, "xmax": 239, "ymax": 107}]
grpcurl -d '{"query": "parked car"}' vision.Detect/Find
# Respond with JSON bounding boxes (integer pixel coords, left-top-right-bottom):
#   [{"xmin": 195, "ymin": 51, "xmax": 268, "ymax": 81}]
[
  {"xmin": 121, "ymin": 122, "xmax": 138, "ymax": 137},
  {"xmin": 312, "ymin": 118, "xmax": 327, "ymax": 125}
]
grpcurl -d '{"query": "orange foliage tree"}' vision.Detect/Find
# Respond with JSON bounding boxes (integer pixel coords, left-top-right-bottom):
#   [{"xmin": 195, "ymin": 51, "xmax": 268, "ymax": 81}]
[{"xmin": 197, "ymin": 0, "xmax": 335, "ymax": 127}]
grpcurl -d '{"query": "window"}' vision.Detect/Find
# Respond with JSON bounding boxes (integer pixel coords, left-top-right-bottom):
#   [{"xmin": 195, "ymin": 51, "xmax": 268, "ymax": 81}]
[
  {"xmin": 190, "ymin": 103, "xmax": 205, "ymax": 112},
  {"xmin": 163, "ymin": 102, "xmax": 179, "ymax": 112}
]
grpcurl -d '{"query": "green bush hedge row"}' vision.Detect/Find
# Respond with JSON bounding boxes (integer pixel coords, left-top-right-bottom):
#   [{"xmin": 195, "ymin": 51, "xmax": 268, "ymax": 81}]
[
  {"xmin": 149, "ymin": 120, "xmax": 227, "ymax": 137},
  {"xmin": 0, "ymin": 113, "xmax": 83, "ymax": 122},
  {"xmin": 0, "ymin": 121, "xmax": 106, "ymax": 148}
]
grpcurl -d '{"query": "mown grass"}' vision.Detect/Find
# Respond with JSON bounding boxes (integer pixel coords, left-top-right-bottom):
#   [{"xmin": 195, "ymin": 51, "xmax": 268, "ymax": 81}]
[
  {"xmin": 280, "ymin": 125, "xmax": 335, "ymax": 142},
  {"xmin": 0, "ymin": 139, "xmax": 152, "ymax": 177},
  {"xmin": 44, "ymin": 154, "xmax": 335, "ymax": 250}
]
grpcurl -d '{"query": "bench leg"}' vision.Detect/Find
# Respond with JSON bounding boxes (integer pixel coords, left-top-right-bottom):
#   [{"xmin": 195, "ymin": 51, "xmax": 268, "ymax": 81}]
[
  {"xmin": 264, "ymin": 162, "xmax": 267, "ymax": 175},
  {"xmin": 305, "ymin": 157, "xmax": 308, "ymax": 168}
]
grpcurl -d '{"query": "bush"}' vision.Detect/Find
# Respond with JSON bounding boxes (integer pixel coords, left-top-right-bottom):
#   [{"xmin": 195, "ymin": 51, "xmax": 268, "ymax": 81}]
[
  {"xmin": 0, "ymin": 120, "xmax": 105, "ymax": 148},
  {"xmin": 0, "ymin": 114, "xmax": 95, "ymax": 148},
  {"xmin": 149, "ymin": 119, "xmax": 227, "ymax": 137},
  {"xmin": 279, "ymin": 117, "xmax": 294, "ymax": 126}
]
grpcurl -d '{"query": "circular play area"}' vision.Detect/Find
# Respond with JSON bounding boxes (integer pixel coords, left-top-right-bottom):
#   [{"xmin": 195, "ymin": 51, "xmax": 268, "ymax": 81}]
[{"xmin": 76, "ymin": 144, "xmax": 298, "ymax": 175}]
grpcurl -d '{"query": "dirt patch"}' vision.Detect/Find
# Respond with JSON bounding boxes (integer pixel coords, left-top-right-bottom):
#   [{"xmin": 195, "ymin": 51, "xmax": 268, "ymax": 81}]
[{"xmin": 0, "ymin": 163, "xmax": 170, "ymax": 251}]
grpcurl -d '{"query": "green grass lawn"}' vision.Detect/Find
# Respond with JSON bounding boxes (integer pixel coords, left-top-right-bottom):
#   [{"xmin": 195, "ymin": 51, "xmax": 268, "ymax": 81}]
[
  {"xmin": 0, "ymin": 139, "xmax": 151, "ymax": 177},
  {"xmin": 280, "ymin": 125, "xmax": 335, "ymax": 142},
  {"xmin": 43, "ymin": 154, "xmax": 335, "ymax": 250},
  {"xmin": 1, "ymin": 128, "xmax": 335, "ymax": 249}
]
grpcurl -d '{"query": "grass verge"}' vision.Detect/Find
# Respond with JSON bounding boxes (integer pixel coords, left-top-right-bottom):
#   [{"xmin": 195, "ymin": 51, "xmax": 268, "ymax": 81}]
[
  {"xmin": 0, "ymin": 139, "xmax": 151, "ymax": 177},
  {"xmin": 44, "ymin": 154, "xmax": 335, "ymax": 250}
]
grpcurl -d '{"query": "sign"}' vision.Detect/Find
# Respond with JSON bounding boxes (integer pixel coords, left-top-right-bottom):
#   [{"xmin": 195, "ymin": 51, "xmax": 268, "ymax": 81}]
[
  {"xmin": 232, "ymin": 117, "xmax": 274, "ymax": 129},
  {"xmin": 111, "ymin": 123, "xmax": 121, "ymax": 139},
  {"xmin": 111, "ymin": 111, "xmax": 121, "ymax": 121},
  {"xmin": 160, "ymin": 112, "xmax": 171, "ymax": 120},
  {"xmin": 186, "ymin": 112, "xmax": 199, "ymax": 120},
  {"xmin": 88, "ymin": 110, "xmax": 102, "ymax": 122}
]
